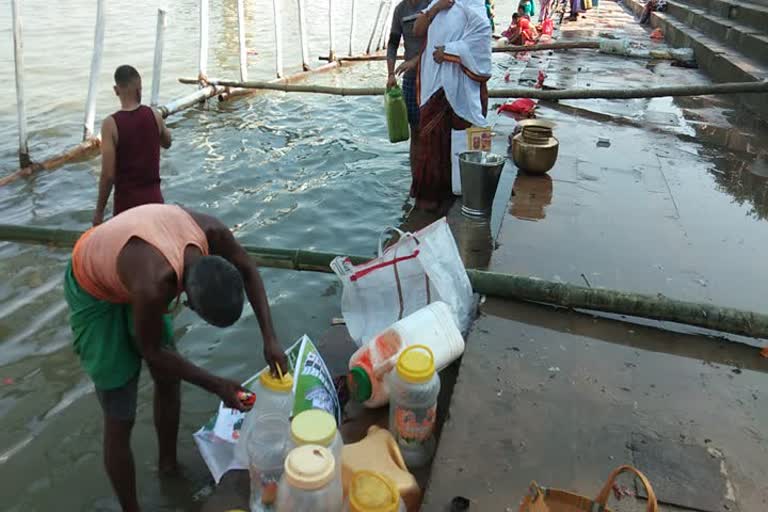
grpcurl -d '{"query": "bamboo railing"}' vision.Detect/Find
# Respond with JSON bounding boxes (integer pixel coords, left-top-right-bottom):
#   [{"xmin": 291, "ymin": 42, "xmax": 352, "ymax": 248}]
[{"xmin": 2, "ymin": 224, "xmax": 768, "ymax": 341}]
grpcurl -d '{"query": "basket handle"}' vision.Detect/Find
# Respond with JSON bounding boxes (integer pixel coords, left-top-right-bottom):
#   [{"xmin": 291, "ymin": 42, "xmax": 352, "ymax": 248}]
[{"xmin": 594, "ymin": 465, "xmax": 659, "ymax": 512}]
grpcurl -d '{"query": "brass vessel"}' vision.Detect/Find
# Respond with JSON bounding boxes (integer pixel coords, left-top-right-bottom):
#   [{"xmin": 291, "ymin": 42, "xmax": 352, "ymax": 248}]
[{"xmin": 511, "ymin": 120, "xmax": 559, "ymax": 175}]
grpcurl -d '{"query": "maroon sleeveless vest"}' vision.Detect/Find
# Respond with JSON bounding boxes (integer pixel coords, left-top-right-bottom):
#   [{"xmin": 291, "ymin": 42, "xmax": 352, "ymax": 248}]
[{"xmin": 111, "ymin": 105, "xmax": 164, "ymax": 215}]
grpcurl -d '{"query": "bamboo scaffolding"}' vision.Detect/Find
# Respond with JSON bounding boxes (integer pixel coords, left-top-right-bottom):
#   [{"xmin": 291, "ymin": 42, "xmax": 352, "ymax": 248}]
[
  {"xmin": 238, "ymin": 0, "xmax": 249, "ymax": 82},
  {"xmin": 82, "ymin": 0, "xmax": 106, "ymax": 140},
  {"xmin": 2, "ymin": 223, "xmax": 768, "ymax": 340},
  {"xmin": 0, "ymin": 138, "xmax": 101, "ymax": 187},
  {"xmin": 272, "ymin": 0, "xmax": 284, "ymax": 78},
  {"xmin": 150, "ymin": 9, "xmax": 168, "ymax": 107},
  {"xmin": 175, "ymin": 79, "xmax": 768, "ymax": 99},
  {"xmin": 493, "ymin": 40, "xmax": 600, "ymax": 52},
  {"xmin": 366, "ymin": 1, "xmax": 386, "ymax": 54},
  {"xmin": 11, "ymin": 0, "xmax": 30, "ymax": 168},
  {"xmin": 328, "ymin": 0, "xmax": 336, "ymax": 62},
  {"xmin": 320, "ymin": 54, "xmax": 400, "ymax": 62},
  {"xmin": 377, "ymin": 0, "xmax": 393, "ymax": 51},
  {"xmin": 199, "ymin": 0, "xmax": 209, "ymax": 79},
  {"xmin": 296, "ymin": 0, "xmax": 310, "ymax": 71},
  {"xmin": 349, "ymin": 0, "xmax": 357, "ymax": 56}
]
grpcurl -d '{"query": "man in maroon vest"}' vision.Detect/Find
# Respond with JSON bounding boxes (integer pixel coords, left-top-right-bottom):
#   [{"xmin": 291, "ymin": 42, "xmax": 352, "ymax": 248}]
[{"xmin": 93, "ymin": 65, "xmax": 172, "ymax": 226}]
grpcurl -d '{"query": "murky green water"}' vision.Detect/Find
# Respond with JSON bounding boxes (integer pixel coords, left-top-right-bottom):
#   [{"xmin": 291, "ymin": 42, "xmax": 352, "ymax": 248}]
[{"xmin": 0, "ymin": 1, "xmax": 413, "ymax": 510}]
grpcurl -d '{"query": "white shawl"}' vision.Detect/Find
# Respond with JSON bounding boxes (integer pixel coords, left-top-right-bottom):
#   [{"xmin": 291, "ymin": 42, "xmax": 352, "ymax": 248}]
[{"xmin": 419, "ymin": 0, "xmax": 492, "ymax": 127}]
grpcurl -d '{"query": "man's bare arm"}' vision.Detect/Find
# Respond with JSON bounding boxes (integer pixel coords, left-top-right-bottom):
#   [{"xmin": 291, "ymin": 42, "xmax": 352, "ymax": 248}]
[
  {"xmin": 153, "ymin": 108, "xmax": 172, "ymax": 149},
  {"xmin": 94, "ymin": 117, "xmax": 117, "ymax": 226}
]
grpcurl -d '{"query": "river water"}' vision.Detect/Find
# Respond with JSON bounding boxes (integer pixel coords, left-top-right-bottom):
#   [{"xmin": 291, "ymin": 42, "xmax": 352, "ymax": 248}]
[{"xmin": 0, "ymin": 1, "xmax": 415, "ymax": 510}]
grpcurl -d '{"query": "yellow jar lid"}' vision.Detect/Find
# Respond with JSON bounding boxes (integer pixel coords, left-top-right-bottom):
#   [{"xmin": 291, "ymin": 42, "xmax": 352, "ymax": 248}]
[
  {"xmin": 259, "ymin": 369, "xmax": 293, "ymax": 392},
  {"xmin": 396, "ymin": 345, "xmax": 435, "ymax": 383},
  {"xmin": 284, "ymin": 445, "xmax": 336, "ymax": 490},
  {"xmin": 291, "ymin": 409, "xmax": 337, "ymax": 447},
  {"xmin": 349, "ymin": 470, "xmax": 401, "ymax": 512}
]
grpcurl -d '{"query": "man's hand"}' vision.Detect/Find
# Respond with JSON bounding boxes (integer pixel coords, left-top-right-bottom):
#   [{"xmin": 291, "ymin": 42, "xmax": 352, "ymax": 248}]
[
  {"xmin": 436, "ymin": 0, "xmax": 455, "ymax": 11},
  {"xmin": 92, "ymin": 210, "xmax": 104, "ymax": 227},
  {"xmin": 433, "ymin": 46, "xmax": 446, "ymax": 64},
  {"xmin": 216, "ymin": 377, "xmax": 250, "ymax": 411},
  {"xmin": 387, "ymin": 73, "xmax": 397, "ymax": 89},
  {"xmin": 264, "ymin": 340, "xmax": 288, "ymax": 377},
  {"xmin": 395, "ymin": 57, "xmax": 418, "ymax": 77}
]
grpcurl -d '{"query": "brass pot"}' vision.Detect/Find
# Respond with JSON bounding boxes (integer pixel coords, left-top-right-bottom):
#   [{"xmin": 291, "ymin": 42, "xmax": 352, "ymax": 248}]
[{"xmin": 511, "ymin": 133, "xmax": 559, "ymax": 175}]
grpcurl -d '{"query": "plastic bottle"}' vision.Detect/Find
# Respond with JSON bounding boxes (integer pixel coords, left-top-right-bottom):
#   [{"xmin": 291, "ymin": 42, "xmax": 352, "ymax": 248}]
[
  {"xmin": 387, "ymin": 345, "xmax": 441, "ymax": 469},
  {"xmin": 348, "ymin": 302, "xmax": 463, "ymax": 407},
  {"xmin": 288, "ymin": 409, "xmax": 343, "ymax": 482},
  {"xmin": 385, "ymin": 86, "xmax": 410, "ymax": 144},
  {"xmin": 243, "ymin": 413, "xmax": 291, "ymax": 511},
  {"xmin": 236, "ymin": 370, "xmax": 294, "ymax": 467},
  {"xmin": 276, "ymin": 445, "xmax": 343, "ymax": 512},
  {"xmin": 344, "ymin": 471, "xmax": 406, "ymax": 512}
]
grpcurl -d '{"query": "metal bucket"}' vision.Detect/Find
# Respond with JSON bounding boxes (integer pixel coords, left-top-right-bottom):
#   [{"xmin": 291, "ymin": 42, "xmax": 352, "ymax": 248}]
[{"xmin": 459, "ymin": 151, "xmax": 506, "ymax": 218}]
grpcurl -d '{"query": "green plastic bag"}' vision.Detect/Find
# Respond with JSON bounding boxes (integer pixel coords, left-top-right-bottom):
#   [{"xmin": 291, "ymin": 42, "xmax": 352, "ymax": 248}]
[{"xmin": 385, "ymin": 85, "xmax": 410, "ymax": 143}]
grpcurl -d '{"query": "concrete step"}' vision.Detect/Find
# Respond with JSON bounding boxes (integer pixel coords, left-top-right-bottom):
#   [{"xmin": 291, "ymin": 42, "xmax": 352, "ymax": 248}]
[
  {"xmin": 679, "ymin": 0, "xmax": 768, "ymax": 33},
  {"xmin": 664, "ymin": 0, "xmax": 768, "ymax": 66}
]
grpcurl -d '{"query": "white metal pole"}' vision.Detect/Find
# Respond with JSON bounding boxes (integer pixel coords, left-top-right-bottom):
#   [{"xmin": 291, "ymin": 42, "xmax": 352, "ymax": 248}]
[
  {"xmin": 328, "ymin": 0, "xmax": 336, "ymax": 61},
  {"xmin": 237, "ymin": 0, "xmax": 248, "ymax": 82},
  {"xmin": 296, "ymin": 0, "xmax": 310, "ymax": 71},
  {"xmin": 11, "ymin": 0, "xmax": 29, "ymax": 167},
  {"xmin": 272, "ymin": 0, "xmax": 284, "ymax": 78},
  {"xmin": 150, "ymin": 9, "xmax": 167, "ymax": 107},
  {"xmin": 366, "ymin": 1, "xmax": 386, "ymax": 54},
  {"xmin": 348, "ymin": 0, "xmax": 356, "ymax": 56},
  {"xmin": 199, "ymin": 0, "xmax": 209, "ymax": 79},
  {"xmin": 377, "ymin": 0, "xmax": 393, "ymax": 51},
  {"xmin": 83, "ymin": 0, "xmax": 106, "ymax": 141}
]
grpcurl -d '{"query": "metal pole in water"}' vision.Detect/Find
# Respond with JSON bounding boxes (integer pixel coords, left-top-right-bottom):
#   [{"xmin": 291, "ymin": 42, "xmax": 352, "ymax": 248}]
[
  {"xmin": 237, "ymin": 0, "xmax": 248, "ymax": 82},
  {"xmin": 296, "ymin": 0, "xmax": 310, "ymax": 71},
  {"xmin": 348, "ymin": 0, "xmax": 356, "ymax": 56},
  {"xmin": 83, "ymin": 0, "xmax": 106, "ymax": 141},
  {"xmin": 367, "ymin": 1, "xmax": 386, "ymax": 54},
  {"xmin": 11, "ymin": 0, "xmax": 30, "ymax": 168},
  {"xmin": 150, "ymin": 9, "xmax": 167, "ymax": 107},
  {"xmin": 198, "ymin": 0, "xmax": 209, "ymax": 79},
  {"xmin": 328, "ymin": 0, "xmax": 336, "ymax": 61},
  {"xmin": 273, "ymin": 0, "xmax": 284, "ymax": 78}
]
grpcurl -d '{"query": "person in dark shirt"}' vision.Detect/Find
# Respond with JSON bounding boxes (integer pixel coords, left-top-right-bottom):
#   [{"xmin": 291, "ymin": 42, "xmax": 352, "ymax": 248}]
[
  {"xmin": 93, "ymin": 65, "xmax": 172, "ymax": 226},
  {"xmin": 387, "ymin": 0, "xmax": 430, "ymax": 173}
]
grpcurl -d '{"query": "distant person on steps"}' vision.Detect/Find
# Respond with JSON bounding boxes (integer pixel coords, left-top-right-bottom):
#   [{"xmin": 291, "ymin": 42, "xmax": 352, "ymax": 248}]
[{"xmin": 93, "ymin": 65, "xmax": 172, "ymax": 226}]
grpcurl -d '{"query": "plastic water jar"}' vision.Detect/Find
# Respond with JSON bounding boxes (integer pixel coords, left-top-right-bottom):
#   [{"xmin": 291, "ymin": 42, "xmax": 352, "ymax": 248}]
[
  {"xmin": 387, "ymin": 345, "xmax": 441, "ymax": 469},
  {"xmin": 348, "ymin": 302, "xmax": 463, "ymax": 408},
  {"xmin": 236, "ymin": 370, "xmax": 293, "ymax": 467},
  {"xmin": 276, "ymin": 445, "xmax": 343, "ymax": 512},
  {"xmin": 344, "ymin": 471, "xmax": 406, "ymax": 512},
  {"xmin": 288, "ymin": 410, "xmax": 343, "ymax": 481},
  {"xmin": 244, "ymin": 413, "xmax": 291, "ymax": 511}
]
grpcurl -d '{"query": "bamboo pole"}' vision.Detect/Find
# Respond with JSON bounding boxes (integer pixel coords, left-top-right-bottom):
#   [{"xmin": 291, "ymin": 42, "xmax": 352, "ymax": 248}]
[
  {"xmin": 158, "ymin": 85, "xmax": 225, "ymax": 117},
  {"xmin": 367, "ymin": 1, "xmax": 386, "ymax": 54},
  {"xmin": 11, "ymin": 0, "xmax": 30, "ymax": 169},
  {"xmin": 199, "ymin": 0, "xmax": 209, "ymax": 79},
  {"xmin": 150, "ymin": 9, "xmax": 168, "ymax": 107},
  {"xmin": 82, "ymin": 0, "xmax": 106, "ymax": 141},
  {"xmin": 296, "ymin": 0, "xmax": 310, "ymax": 71},
  {"xmin": 349, "ymin": 0, "xmax": 357, "ymax": 56},
  {"xmin": 0, "ymin": 138, "xmax": 101, "ymax": 187},
  {"xmin": 328, "ymin": 0, "xmax": 336, "ymax": 62},
  {"xmin": 175, "ymin": 79, "xmax": 768, "ymax": 100},
  {"xmin": 319, "ymin": 54, "xmax": 399, "ymax": 62},
  {"xmin": 237, "ymin": 0, "xmax": 248, "ymax": 82},
  {"xmin": 493, "ymin": 40, "xmax": 600, "ymax": 53},
  {"xmin": 2, "ymin": 223, "xmax": 768, "ymax": 340},
  {"xmin": 377, "ymin": 0, "xmax": 393, "ymax": 51},
  {"xmin": 272, "ymin": 0, "xmax": 284, "ymax": 78}
]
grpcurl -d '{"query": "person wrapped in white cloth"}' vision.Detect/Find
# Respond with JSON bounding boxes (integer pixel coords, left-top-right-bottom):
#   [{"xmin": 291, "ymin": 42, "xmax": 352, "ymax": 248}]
[{"xmin": 410, "ymin": 0, "xmax": 492, "ymax": 211}]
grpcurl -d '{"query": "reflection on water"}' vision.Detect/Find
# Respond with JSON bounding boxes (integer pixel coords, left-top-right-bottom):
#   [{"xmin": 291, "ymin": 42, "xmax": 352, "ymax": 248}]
[
  {"xmin": 453, "ymin": 217, "xmax": 493, "ymax": 270},
  {"xmin": 510, "ymin": 172, "xmax": 553, "ymax": 221}
]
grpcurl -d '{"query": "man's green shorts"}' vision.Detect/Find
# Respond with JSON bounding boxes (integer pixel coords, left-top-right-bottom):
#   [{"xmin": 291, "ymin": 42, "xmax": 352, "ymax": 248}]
[{"xmin": 63, "ymin": 260, "xmax": 175, "ymax": 391}]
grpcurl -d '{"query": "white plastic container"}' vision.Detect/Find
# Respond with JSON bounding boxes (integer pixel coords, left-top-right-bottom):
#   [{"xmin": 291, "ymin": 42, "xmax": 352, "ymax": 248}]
[
  {"xmin": 387, "ymin": 345, "xmax": 441, "ymax": 469},
  {"xmin": 287, "ymin": 409, "xmax": 343, "ymax": 482},
  {"xmin": 236, "ymin": 370, "xmax": 294, "ymax": 467},
  {"xmin": 343, "ymin": 470, "xmax": 407, "ymax": 512},
  {"xmin": 348, "ymin": 302, "xmax": 463, "ymax": 407},
  {"xmin": 276, "ymin": 445, "xmax": 343, "ymax": 512},
  {"xmin": 244, "ymin": 413, "xmax": 292, "ymax": 511}
]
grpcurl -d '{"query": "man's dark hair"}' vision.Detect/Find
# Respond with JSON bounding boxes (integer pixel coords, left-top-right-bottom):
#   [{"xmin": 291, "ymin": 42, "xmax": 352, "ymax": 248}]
[
  {"xmin": 114, "ymin": 65, "xmax": 141, "ymax": 87},
  {"xmin": 185, "ymin": 255, "xmax": 245, "ymax": 327}
]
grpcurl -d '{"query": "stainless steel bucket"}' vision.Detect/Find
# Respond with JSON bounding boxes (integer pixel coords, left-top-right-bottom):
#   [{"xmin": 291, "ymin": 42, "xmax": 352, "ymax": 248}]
[{"xmin": 459, "ymin": 151, "xmax": 506, "ymax": 218}]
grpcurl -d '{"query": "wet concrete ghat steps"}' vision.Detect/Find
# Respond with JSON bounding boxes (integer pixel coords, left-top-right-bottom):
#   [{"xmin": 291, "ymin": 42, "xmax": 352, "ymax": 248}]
[{"xmin": 622, "ymin": 0, "xmax": 768, "ymax": 116}]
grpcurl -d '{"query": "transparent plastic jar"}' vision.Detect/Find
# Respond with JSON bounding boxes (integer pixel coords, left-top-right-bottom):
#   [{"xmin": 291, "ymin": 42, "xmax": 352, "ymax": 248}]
[
  {"xmin": 287, "ymin": 409, "xmax": 343, "ymax": 481},
  {"xmin": 386, "ymin": 345, "xmax": 441, "ymax": 469},
  {"xmin": 243, "ymin": 413, "xmax": 291, "ymax": 511},
  {"xmin": 276, "ymin": 445, "xmax": 343, "ymax": 512},
  {"xmin": 236, "ymin": 371, "xmax": 294, "ymax": 468},
  {"xmin": 343, "ymin": 470, "xmax": 406, "ymax": 512}
]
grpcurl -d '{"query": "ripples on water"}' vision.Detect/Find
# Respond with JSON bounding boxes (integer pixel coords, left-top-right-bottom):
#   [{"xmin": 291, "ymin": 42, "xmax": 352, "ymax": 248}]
[{"xmin": 0, "ymin": 0, "xmax": 415, "ymax": 509}]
